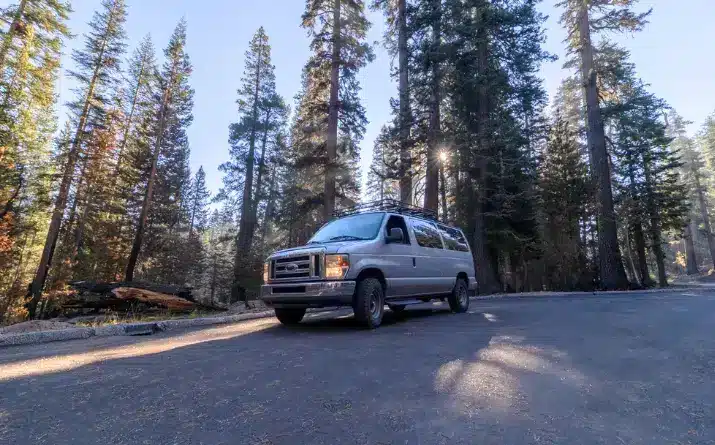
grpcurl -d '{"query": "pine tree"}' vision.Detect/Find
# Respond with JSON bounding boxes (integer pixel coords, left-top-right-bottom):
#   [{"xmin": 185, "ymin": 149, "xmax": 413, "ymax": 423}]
[
  {"xmin": 70, "ymin": 109, "xmax": 124, "ymax": 280},
  {"xmin": 372, "ymin": 0, "xmax": 413, "ymax": 203},
  {"xmin": 126, "ymin": 18, "xmax": 193, "ymax": 282},
  {"xmin": 189, "ymin": 166, "xmax": 210, "ymax": 234},
  {"xmin": 219, "ymin": 27, "xmax": 287, "ymax": 303},
  {"xmin": 552, "ymin": 78, "xmax": 584, "ymax": 143},
  {"xmin": 440, "ymin": 0, "xmax": 551, "ymax": 292},
  {"xmin": 0, "ymin": 9, "xmax": 68, "ymax": 318},
  {"xmin": 539, "ymin": 115, "xmax": 592, "ymax": 290},
  {"xmin": 557, "ymin": 0, "xmax": 651, "ymax": 289},
  {"xmin": 115, "ymin": 35, "xmax": 156, "ymax": 176},
  {"xmin": 0, "ymin": 0, "xmax": 70, "ymax": 92},
  {"xmin": 204, "ymin": 208, "xmax": 236, "ymax": 304},
  {"xmin": 697, "ymin": 112, "xmax": 715, "ymax": 226},
  {"xmin": 407, "ymin": 0, "xmax": 444, "ymax": 212},
  {"xmin": 611, "ymin": 79, "xmax": 687, "ymax": 287},
  {"xmin": 28, "ymin": 0, "xmax": 126, "ymax": 317},
  {"xmin": 301, "ymin": 0, "xmax": 373, "ymax": 220},
  {"xmin": 671, "ymin": 111, "xmax": 715, "ymax": 270},
  {"xmin": 366, "ymin": 125, "xmax": 399, "ymax": 202},
  {"xmin": 0, "ymin": 1, "xmax": 70, "ymax": 301},
  {"xmin": 699, "ymin": 112, "xmax": 715, "ymax": 173}
]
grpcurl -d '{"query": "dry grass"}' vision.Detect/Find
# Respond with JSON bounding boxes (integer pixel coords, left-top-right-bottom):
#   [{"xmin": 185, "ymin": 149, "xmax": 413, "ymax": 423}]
[{"xmin": 71, "ymin": 309, "xmax": 214, "ymax": 328}]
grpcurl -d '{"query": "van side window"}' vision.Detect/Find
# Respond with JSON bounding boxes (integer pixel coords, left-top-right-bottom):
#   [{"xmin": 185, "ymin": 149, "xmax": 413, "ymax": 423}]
[
  {"xmin": 385, "ymin": 215, "xmax": 410, "ymax": 244},
  {"xmin": 411, "ymin": 219, "xmax": 444, "ymax": 249},
  {"xmin": 439, "ymin": 224, "xmax": 470, "ymax": 252}
]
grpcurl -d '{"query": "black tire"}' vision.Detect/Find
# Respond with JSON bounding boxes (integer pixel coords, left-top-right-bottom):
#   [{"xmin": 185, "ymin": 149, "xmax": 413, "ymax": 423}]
[
  {"xmin": 388, "ymin": 304, "xmax": 406, "ymax": 313},
  {"xmin": 448, "ymin": 279, "xmax": 469, "ymax": 313},
  {"xmin": 353, "ymin": 278, "xmax": 385, "ymax": 329},
  {"xmin": 274, "ymin": 308, "xmax": 306, "ymax": 325}
]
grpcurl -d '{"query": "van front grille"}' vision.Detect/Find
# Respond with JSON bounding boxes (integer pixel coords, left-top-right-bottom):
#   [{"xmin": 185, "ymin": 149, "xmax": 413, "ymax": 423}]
[{"xmin": 270, "ymin": 253, "xmax": 321, "ymax": 282}]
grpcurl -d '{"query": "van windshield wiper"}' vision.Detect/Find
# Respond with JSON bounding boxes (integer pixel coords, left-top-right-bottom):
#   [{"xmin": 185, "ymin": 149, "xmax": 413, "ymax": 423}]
[{"xmin": 327, "ymin": 235, "xmax": 368, "ymax": 241}]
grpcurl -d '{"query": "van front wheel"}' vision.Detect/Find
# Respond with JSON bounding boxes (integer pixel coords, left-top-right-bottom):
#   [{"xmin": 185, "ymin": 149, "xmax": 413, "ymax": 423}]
[{"xmin": 353, "ymin": 278, "xmax": 384, "ymax": 329}]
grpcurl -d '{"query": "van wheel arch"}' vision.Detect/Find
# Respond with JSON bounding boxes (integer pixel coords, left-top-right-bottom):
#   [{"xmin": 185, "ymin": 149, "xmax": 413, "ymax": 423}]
[{"xmin": 354, "ymin": 268, "xmax": 386, "ymax": 293}]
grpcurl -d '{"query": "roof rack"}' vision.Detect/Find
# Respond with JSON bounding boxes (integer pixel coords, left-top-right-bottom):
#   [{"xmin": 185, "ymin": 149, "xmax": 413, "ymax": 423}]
[{"xmin": 333, "ymin": 199, "xmax": 438, "ymax": 222}]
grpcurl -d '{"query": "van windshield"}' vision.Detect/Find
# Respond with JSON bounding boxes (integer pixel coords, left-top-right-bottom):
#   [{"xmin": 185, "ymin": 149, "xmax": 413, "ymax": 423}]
[{"xmin": 308, "ymin": 213, "xmax": 385, "ymax": 244}]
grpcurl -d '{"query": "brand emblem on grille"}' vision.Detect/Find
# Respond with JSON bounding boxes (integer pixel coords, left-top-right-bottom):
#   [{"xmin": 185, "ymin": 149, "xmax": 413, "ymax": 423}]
[{"xmin": 285, "ymin": 263, "xmax": 299, "ymax": 272}]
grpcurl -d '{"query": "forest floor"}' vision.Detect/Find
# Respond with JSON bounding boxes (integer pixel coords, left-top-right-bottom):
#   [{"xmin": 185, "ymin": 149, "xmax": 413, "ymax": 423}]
[
  {"xmin": 0, "ymin": 300, "xmax": 269, "ymax": 333},
  {"xmin": 671, "ymin": 270, "xmax": 715, "ymax": 285}
]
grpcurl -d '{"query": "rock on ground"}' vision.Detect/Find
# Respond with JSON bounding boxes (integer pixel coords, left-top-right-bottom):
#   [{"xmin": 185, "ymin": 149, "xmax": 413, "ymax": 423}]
[{"xmin": 0, "ymin": 320, "xmax": 75, "ymax": 335}]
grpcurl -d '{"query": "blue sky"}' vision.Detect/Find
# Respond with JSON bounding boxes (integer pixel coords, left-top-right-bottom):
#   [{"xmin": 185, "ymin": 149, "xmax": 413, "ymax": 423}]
[{"xmin": 10, "ymin": 0, "xmax": 715, "ymax": 196}]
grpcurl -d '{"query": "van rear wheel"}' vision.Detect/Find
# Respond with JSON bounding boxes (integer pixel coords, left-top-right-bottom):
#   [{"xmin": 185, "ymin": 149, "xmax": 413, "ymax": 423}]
[
  {"xmin": 353, "ymin": 278, "xmax": 384, "ymax": 329},
  {"xmin": 274, "ymin": 308, "xmax": 306, "ymax": 325},
  {"xmin": 448, "ymin": 279, "xmax": 470, "ymax": 313}
]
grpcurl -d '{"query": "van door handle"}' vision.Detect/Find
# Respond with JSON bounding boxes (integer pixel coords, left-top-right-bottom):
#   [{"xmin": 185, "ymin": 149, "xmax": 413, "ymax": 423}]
[{"xmin": 412, "ymin": 257, "xmax": 416, "ymax": 267}]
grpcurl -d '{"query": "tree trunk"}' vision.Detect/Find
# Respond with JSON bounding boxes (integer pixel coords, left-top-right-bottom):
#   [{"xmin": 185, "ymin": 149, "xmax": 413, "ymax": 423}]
[
  {"xmin": 649, "ymin": 226, "xmax": 667, "ymax": 287},
  {"xmin": 323, "ymin": 0, "xmax": 341, "ymax": 221},
  {"xmin": 189, "ymin": 197, "xmax": 197, "ymax": 235},
  {"xmin": 439, "ymin": 162, "xmax": 447, "ymax": 221},
  {"xmin": 28, "ymin": 29, "xmax": 111, "ymax": 318},
  {"xmin": 576, "ymin": 3, "xmax": 629, "ymax": 290},
  {"xmin": 471, "ymin": 4, "xmax": 499, "ymax": 294},
  {"xmin": 642, "ymin": 160, "xmax": 667, "ymax": 287},
  {"xmin": 693, "ymin": 173, "xmax": 715, "ymax": 269},
  {"xmin": 70, "ymin": 135, "xmax": 105, "ymax": 267},
  {"xmin": 125, "ymin": 60, "xmax": 178, "ymax": 282},
  {"xmin": 261, "ymin": 168, "xmax": 278, "ymax": 245},
  {"xmin": 684, "ymin": 220, "xmax": 699, "ymax": 275},
  {"xmin": 124, "ymin": 118, "xmax": 162, "ymax": 282},
  {"xmin": 397, "ymin": 0, "xmax": 412, "ymax": 204},
  {"xmin": 632, "ymin": 221, "xmax": 652, "ymax": 287},
  {"xmin": 0, "ymin": 173, "xmax": 21, "ymax": 220},
  {"xmin": 423, "ymin": 0, "xmax": 441, "ymax": 212},
  {"xmin": 250, "ymin": 108, "xmax": 273, "ymax": 239},
  {"xmin": 231, "ymin": 40, "xmax": 265, "ymax": 305},
  {"xmin": 623, "ymin": 223, "xmax": 638, "ymax": 285},
  {"xmin": 210, "ymin": 253, "xmax": 217, "ymax": 305}
]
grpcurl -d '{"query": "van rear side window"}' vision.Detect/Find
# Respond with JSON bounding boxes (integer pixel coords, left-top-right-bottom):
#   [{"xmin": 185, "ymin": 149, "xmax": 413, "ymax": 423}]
[
  {"xmin": 439, "ymin": 224, "xmax": 470, "ymax": 252},
  {"xmin": 411, "ymin": 219, "xmax": 444, "ymax": 249}
]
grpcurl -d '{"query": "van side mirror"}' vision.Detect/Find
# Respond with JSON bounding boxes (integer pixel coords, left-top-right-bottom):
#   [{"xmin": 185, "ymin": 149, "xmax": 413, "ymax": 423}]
[{"xmin": 386, "ymin": 227, "xmax": 404, "ymax": 244}]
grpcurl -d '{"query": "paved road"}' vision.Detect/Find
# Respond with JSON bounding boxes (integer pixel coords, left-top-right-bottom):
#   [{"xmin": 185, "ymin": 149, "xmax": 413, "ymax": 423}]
[{"xmin": 1, "ymin": 290, "xmax": 715, "ymax": 445}]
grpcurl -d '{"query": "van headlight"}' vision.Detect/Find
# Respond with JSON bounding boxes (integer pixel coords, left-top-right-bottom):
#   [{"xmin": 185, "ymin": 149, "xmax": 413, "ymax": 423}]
[
  {"xmin": 263, "ymin": 262, "xmax": 269, "ymax": 283},
  {"xmin": 325, "ymin": 254, "xmax": 350, "ymax": 280}
]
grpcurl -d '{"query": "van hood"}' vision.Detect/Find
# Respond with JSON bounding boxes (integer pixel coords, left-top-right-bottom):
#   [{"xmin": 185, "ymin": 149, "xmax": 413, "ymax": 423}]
[{"xmin": 267, "ymin": 241, "xmax": 368, "ymax": 260}]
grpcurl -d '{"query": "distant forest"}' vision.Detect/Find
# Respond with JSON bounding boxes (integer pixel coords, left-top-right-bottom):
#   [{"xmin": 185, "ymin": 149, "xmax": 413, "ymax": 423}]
[{"xmin": 2, "ymin": 0, "xmax": 715, "ymax": 322}]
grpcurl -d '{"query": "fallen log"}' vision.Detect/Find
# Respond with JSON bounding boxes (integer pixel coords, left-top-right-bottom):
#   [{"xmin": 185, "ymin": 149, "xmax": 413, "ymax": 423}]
[
  {"xmin": 64, "ymin": 282, "xmax": 226, "ymax": 313},
  {"xmin": 111, "ymin": 287, "xmax": 197, "ymax": 311},
  {"xmin": 69, "ymin": 281, "xmax": 194, "ymax": 301}
]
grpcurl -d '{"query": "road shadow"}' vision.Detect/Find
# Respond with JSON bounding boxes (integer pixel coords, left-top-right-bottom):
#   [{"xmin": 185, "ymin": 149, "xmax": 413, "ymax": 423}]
[{"xmin": 272, "ymin": 306, "xmax": 455, "ymax": 334}]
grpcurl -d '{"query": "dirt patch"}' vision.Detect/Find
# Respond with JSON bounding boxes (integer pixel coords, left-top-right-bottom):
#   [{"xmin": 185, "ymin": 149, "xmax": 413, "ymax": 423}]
[
  {"xmin": 0, "ymin": 320, "xmax": 75, "ymax": 335},
  {"xmin": 227, "ymin": 300, "xmax": 270, "ymax": 314}
]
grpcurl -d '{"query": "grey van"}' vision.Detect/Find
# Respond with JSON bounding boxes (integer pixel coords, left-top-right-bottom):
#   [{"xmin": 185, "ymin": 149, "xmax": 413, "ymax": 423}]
[{"xmin": 260, "ymin": 200, "xmax": 478, "ymax": 328}]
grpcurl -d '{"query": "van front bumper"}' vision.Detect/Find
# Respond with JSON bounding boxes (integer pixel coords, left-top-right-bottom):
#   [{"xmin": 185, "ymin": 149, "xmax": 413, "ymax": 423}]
[{"xmin": 260, "ymin": 281, "xmax": 356, "ymax": 308}]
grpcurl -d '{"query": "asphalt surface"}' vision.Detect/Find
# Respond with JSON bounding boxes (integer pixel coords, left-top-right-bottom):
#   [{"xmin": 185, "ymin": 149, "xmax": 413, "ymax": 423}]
[{"xmin": 1, "ymin": 290, "xmax": 714, "ymax": 445}]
